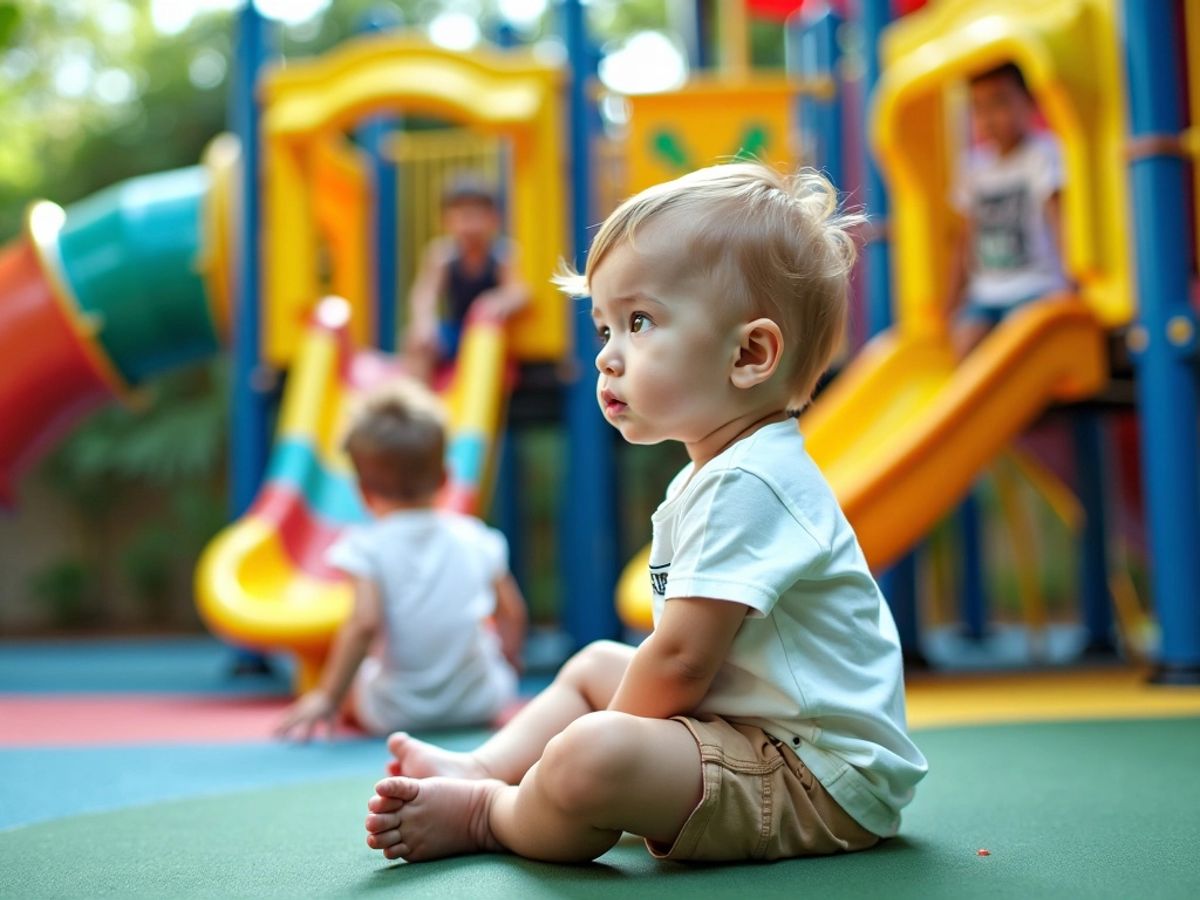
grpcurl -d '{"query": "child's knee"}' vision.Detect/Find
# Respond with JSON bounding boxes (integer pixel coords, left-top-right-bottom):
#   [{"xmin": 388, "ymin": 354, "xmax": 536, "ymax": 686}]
[
  {"xmin": 539, "ymin": 711, "xmax": 639, "ymax": 813},
  {"xmin": 558, "ymin": 640, "xmax": 628, "ymax": 686}
]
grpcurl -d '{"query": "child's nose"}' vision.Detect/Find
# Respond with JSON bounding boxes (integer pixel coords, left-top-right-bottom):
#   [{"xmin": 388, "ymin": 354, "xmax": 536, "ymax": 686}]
[{"xmin": 595, "ymin": 344, "xmax": 622, "ymax": 375}]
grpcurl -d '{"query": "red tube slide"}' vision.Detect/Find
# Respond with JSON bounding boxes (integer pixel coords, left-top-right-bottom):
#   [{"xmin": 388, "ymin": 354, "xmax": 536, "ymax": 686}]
[{"xmin": 0, "ymin": 238, "xmax": 118, "ymax": 503}]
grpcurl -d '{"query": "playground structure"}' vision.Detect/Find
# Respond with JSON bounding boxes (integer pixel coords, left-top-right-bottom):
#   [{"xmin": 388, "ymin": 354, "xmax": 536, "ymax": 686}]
[
  {"xmin": 0, "ymin": 0, "xmax": 1197, "ymax": 683},
  {"xmin": 0, "ymin": 32, "xmax": 569, "ymax": 688}
]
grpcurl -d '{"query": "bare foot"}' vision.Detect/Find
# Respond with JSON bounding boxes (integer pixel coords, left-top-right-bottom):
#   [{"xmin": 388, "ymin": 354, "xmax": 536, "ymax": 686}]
[
  {"xmin": 386, "ymin": 732, "xmax": 490, "ymax": 779},
  {"xmin": 365, "ymin": 776, "xmax": 505, "ymax": 862}
]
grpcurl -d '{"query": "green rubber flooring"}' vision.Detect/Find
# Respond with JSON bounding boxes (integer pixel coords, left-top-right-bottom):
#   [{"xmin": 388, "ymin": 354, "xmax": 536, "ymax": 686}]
[{"xmin": 3, "ymin": 717, "xmax": 1198, "ymax": 899}]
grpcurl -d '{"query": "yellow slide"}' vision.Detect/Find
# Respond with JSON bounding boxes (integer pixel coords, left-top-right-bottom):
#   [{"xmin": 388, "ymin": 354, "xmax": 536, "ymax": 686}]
[
  {"xmin": 618, "ymin": 296, "xmax": 1107, "ymax": 630},
  {"xmin": 196, "ymin": 298, "xmax": 511, "ymax": 689}
]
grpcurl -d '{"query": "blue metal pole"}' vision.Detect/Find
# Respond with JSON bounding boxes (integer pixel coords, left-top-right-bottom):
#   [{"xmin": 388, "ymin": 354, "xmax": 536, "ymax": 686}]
[
  {"xmin": 492, "ymin": 19, "xmax": 516, "ymax": 225},
  {"xmin": 230, "ymin": 3, "xmax": 272, "ymax": 518},
  {"xmin": 957, "ymin": 493, "xmax": 988, "ymax": 641},
  {"xmin": 860, "ymin": 0, "xmax": 892, "ymax": 337},
  {"xmin": 676, "ymin": 0, "xmax": 710, "ymax": 71},
  {"xmin": 1073, "ymin": 413, "xmax": 1115, "ymax": 654},
  {"xmin": 1122, "ymin": 0, "xmax": 1200, "ymax": 683},
  {"xmin": 786, "ymin": 5, "xmax": 844, "ymax": 190},
  {"xmin": 856, "ymin": 0, "xmax": 922, "ymax": 660},
  {"xmin": 357, "ymin": 8, "xmax": 404, "ymax": 353},
  {"xmin": 224, "ymin": 4, "xmax": 275, "ymax": 677},
  {"xmin": 559, "ymin": 0, "xmax": 621, "ymax": 647},
  {"xmin": 489, "ymin": 16, "xmax": 525, "ymax": 588}
]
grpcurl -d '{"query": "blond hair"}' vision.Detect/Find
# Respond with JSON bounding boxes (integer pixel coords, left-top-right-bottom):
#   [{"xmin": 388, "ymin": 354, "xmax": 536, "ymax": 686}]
[
  {"xmin": 556, "ymin": 162, "xmax": 862, "ymax": 409},
  {"xmin": 343, "ymin": 378, "xmax": 446, "ymax": 503}
]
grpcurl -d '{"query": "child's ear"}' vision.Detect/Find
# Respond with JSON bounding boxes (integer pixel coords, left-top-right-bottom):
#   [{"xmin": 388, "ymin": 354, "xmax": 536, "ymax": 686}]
[
  {"xmin": 730, "ymin": 318, "xmax": 784, "ymax": 390},
  {"xmin": 360, "ymin": 488, "xmax": 385, "ymax": 516}
]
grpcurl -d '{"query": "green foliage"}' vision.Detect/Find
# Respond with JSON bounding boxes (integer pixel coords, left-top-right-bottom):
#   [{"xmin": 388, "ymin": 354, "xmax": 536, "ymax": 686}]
[
  {"xmin": 0, "ymin": 1, "xmax": 231, "ymax": 240},
  {"xmin": 0, "ymin": 2, "xmax": 19, "ymax": 50},
  {"xmin": 40, "ymin": 360, "xmax": 228, "ymax": 515},
  {"xmin": 121, "ymin": 527, "xmax": 175, "ymax": 617},
  {"xmin": 29, "ymin": 558, "xmax": 97, "ymax": 628},
  {"xmin": 32, "ymin": 360, "xmax": 228, "ymax": 627}
]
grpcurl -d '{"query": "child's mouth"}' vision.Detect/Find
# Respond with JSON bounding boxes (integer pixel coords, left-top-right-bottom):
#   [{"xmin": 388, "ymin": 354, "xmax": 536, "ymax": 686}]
[{"xmin": 601, "ymin": 390, "xmax": 628, "ymax": 417}]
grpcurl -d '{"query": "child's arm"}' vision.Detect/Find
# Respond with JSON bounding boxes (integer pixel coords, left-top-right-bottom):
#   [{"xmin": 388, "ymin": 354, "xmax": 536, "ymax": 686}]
[
  {"xmin": 473, "ymin": 245, "xmax": 530, "ymax": 320},
  {"xmin": 492, "ymin": 572, "xmax": 528, "ymax": 673},
  {"xmin": 607, "ymin": 597, "xmax": 748, "ymax": 719},
  {"xmin": 276, "ymin": 577, "xmax": 382, "ymax": 741},
  {"xmin": 405, "ymin": 241, "xmax": 449, "ymax": 352},
  {"xmin": 1044, "ymin": 190, "xmax": 1073, "ymax": 290},
  {"xmin": 946, "ymin": 211, "xmax": 972, "ymax": 315}
]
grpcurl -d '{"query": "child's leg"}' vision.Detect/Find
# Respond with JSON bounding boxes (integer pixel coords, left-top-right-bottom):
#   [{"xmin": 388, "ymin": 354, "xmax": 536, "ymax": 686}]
[
  {"xmin": 367, "ymin": 710, "xmax": 701, "ymax": 863},
  {"xmin": 953, "ymin": 305, "xmax": 1005, "ymax": 359},
  {"xmin": 952, "ymin": 318, "xmax": 990, "ymax": 358},
  {"xmin": 387, "ymin": 640, "xmax": 634, "ymax": 784}
]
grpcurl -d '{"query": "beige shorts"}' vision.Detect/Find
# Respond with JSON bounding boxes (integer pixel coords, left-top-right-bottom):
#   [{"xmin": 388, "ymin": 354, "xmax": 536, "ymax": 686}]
[{"xmin": 647, "ymin": 715, "xmax": 880, "ymax": 862}]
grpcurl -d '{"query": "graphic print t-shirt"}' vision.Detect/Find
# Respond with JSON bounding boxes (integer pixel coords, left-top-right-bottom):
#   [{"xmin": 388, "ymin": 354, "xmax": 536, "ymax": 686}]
[
  {"xmin": 953, "ymin": 131, "xmax": 1068, "ymax": 308},
  {"xmin": 647, "ymin": 422, "xmax": 928, "ymax": 838}
]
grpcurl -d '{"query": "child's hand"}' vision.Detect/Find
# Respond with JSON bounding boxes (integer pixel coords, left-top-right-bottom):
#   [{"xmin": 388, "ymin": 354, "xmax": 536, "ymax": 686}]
[
  {"xmin": 275, "ymin": 690, "xmax": 337, "ymax": 743},
  {"xmin": 405, "ymin": 320, "xmax": 440, "ymax": 355},
  {"xmin": 472, "ymin": 289, "xmax": 518, "ymax": 322}
]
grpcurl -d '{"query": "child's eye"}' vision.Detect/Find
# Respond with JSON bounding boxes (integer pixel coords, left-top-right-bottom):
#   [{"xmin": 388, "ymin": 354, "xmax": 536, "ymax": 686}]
[
  {"xmin": 595, "ymin": 325, "xmax": 610, "ymax": 345},
  {"xmin": 630, "ymin": 313, "xmax": 650, "ymax": 333}
]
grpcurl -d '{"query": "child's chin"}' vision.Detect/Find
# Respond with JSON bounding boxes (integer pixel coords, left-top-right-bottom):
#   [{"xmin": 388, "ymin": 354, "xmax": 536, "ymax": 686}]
[{"xmin": 617, "ymin": 425, "xmax": 664, "ymax": 446}]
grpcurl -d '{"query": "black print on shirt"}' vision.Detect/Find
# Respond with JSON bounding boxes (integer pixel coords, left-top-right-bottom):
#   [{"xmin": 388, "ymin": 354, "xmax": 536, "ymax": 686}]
[
  {"xmin": 649, "ymin": 562, "xmax": 670, "ymax": 598},
  {"xmin": 973, "ymin": 185, "xmax": 1030, "ymax": 271}
]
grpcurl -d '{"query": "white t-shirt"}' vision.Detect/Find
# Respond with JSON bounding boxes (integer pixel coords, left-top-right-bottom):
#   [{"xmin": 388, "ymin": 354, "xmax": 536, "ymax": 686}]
[
  {"xmin": 953, "ymin": 131, "xmax": 1068, "ymax": 308},
  {"xmin": 327, "ymin": 510, "xmax": 517, "ymax": 732},
  {"xmin": 648, "ymin": 422, "xmax": 928, "ymax": 838}
]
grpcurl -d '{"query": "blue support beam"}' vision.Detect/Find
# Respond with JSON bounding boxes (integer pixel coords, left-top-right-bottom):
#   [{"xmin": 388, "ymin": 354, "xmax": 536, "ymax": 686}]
[
  {"xmin": 859, "ymin": 0, "xmax": 892, "ymax": 338},
  {"xmin": 356, "ymin": 8, "xmax": 405, "ymax": 353},
  {"xmin": 225, "ymin": 4, "xmax": 275, "ymax": 676},
  {"xmin": 1073, "ymin": 413, "xmax": 1115, "ymax": 654},
  {"xmin": 559, "ymin": 0, "xmax": 621, "ymax": 647},
  {"xmin": 489, "ymin": 16, "xmax": 525, "ymax": 598},
  {"xmin": 1122, "ymin": 0, "xmax": 1200, "ymax": 682},
  {"xmin": 855, "ymin": 0, "xmax": 923, "ymax": 661},
  {"xmin": 676, "ymin": 0, "xmax": 711, "ymax": 71},
  {"xmin": 230, "ymin": 4, "xmax": 272, "ymax": 518},
  {"xmin": 786, "ymin": 5, "xmax": 844, "ymax": 190},
  {"xmin": 957, "ymin": 493, "xmax": 988, "ymax": 642}
]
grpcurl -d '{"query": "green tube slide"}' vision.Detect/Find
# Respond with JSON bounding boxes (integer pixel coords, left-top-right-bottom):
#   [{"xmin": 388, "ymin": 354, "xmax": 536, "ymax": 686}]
[{"xmin": 56, "ymin": 166, "xmax": 220, "ymax": 384}]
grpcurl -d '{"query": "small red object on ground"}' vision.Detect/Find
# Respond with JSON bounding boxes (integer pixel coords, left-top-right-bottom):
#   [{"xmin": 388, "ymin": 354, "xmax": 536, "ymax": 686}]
[{"xmin": 977, "ymin": 849, "xmax": 991, "ymax": 856}]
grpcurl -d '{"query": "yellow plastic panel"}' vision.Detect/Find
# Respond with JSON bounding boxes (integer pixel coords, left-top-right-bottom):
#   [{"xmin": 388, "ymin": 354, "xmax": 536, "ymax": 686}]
[
  {"xmin": 199, "ymin": 133, "xmax": 238, "ymax": 342},
  {"xmin": 312, "ymin": 137, "xmax": 370, "ymax": 333},
  {"xmin": 873, "ymin": 0, "xmax": 1132, "ymax": 331},
  {"xmin": 625, "ymin": 77, "xmax": 800, "ymax": 194},
  {"xmin": 197, "ymin": 516, "xmax": 352, "ymax": 651},
  {"xmin": 618, "ymin": 295, "xmax": 1106, "ymax": 631},
  {"xmin": 261, "ymin": 33, "xmax": 566, "ymax": 366}
]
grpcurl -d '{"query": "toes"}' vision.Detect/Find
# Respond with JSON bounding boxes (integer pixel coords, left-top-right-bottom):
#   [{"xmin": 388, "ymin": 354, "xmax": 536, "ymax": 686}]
[
  {"xmin": 375, "ymin": 776, "xmax": 420, "ymax": 802},
  {"xmin": 386, "ymin": 732, "xmax": 410, "ymax": 756},
  {"xmin": 386, "ymin": 760, "xmax": 402, "ymax": 776},
  {"xmin": 366, "ymin": 827, "xmax": 402, "ymax": 850},
  {"xmin": 365, "ymin": 811, "xmax": 401, "ymax": 833},
  {"xmin": 383, "ymin": 843, "xmax": 410, "ymax": 860},
  {"xmin": 368, "ymin": 793, "xmax": 405, "ymax": 813}
]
